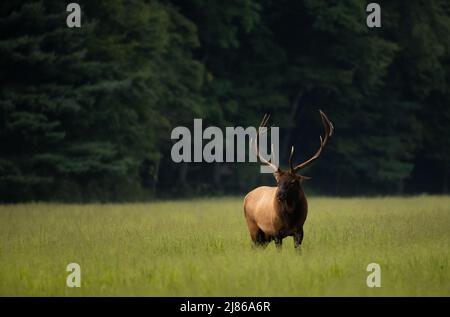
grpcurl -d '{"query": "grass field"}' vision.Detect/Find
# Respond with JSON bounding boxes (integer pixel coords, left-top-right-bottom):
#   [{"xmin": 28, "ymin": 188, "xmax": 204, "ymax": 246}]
[{"xmin": 0, "ymin": 196, "xmax": 449, "ymax": 296}]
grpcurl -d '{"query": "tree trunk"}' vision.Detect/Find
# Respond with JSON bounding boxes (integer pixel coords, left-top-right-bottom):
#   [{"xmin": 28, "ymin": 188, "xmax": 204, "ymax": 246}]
[
  {"xmin": 443, "ymin": 163, "xmax": 448, "ymax": 194},
  {"xmin": 179, "ymin": 163, "xmax": 188, "ymax": 189},
  {"xmin": 281, "ymin": 90, "xmax": 304, "ymax": 163},
  {"xmin": 151, "ymin": 158, "xmax": 160, "ymax": 195}
]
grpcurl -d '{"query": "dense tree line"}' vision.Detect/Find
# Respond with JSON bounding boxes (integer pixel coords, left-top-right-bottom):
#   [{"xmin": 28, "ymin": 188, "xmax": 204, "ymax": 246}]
[{"xmin": 0, "ymin": 0, "xmax": 449, "ymax": 202}]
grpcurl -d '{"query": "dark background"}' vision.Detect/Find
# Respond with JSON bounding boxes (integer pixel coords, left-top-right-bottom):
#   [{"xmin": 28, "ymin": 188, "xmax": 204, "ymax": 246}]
[{"xmin": 0, "ymin": 0, "xmax": 449, "ymax": 202}]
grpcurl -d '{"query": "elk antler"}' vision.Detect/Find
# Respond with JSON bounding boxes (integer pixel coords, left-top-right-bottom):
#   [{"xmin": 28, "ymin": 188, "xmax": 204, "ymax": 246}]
[
  {"xmin": 290, "ymin": 110, "xmax": 334, "ymax": 173},
  {"xmin": 252, "ymin": 114, "xmax": 280, "ymax": 173}
]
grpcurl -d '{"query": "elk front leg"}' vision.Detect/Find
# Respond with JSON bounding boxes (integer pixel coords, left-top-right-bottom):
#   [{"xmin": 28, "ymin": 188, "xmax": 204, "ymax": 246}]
[
  {"xmin": 274, "ymin": 235, "xmax": 283, "ymax": 249},
  {"xmin": 294, "ymin": 227, "xmax": 304, "ymax": 248}
]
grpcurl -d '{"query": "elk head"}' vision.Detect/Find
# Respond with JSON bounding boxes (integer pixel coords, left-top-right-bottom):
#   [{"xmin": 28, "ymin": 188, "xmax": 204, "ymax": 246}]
[{"xmin": 254, "ymin": 110, "xmax": 334, "ymax": 202}]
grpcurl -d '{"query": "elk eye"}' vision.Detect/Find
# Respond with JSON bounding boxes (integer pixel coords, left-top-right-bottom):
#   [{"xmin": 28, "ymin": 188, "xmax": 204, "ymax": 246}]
[{"xmin": 290, "ymin": 179, "xmax": 296, "ymax": 184}]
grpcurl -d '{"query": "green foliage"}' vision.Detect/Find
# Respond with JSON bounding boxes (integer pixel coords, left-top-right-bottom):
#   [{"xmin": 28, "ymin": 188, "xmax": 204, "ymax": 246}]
[
  {"xmin": 0, "ymin": 0, "xmax": 204, "ymax": 201},
  {"xmin": 0, "ymin": 0, "xmax": 449, "ymax": 201}
]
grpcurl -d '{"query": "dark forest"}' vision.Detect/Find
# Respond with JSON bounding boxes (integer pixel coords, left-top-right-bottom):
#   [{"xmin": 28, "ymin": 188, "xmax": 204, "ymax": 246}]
[{"xmin": 1, "ymin": 0, "xmax": 449, "ymax": 202}]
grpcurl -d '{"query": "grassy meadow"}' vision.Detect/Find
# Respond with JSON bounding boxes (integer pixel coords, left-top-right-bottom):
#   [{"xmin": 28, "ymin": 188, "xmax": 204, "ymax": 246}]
[{"xmin": 0, "ymin": 196, "xmax": 449, "ymax": 296}]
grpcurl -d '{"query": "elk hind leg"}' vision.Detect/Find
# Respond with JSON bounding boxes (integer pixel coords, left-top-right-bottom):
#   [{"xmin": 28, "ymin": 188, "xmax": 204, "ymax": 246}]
[
  {"xmin": 247, "ymin": 221, "xmax": 268, "ymax": 248},
  {"xmin": 254, "ymin": 229, "xmax": 269, "ymax": 248},
  {"xmin": 294, "ymin": 227, "xmax": 304, "ymax": 249}
]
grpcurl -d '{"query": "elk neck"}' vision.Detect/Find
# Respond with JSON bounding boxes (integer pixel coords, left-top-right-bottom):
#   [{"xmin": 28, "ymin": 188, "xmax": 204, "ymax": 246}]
[{"xmin": 274, "ymin": 188, "xmax": 304, "ymax": 216}]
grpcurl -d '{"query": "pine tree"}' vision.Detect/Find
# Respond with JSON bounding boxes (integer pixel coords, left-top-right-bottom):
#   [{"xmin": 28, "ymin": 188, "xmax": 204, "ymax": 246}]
[{"xmin": 0, "ymin": 0, "xmax": 204, "ymax": 201}]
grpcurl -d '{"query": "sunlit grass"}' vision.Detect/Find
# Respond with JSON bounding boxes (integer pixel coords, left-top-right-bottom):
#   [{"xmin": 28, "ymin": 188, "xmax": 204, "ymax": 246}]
[{"xmin": 0, "ymin": 196, "xmax": 449, "ymax": 296}]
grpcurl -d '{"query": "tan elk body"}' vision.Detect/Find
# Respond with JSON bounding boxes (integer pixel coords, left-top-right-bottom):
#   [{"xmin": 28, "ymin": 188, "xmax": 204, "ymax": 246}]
[{"xmin": 244, "ymin": 111, "xmax": 334, "ymax": 248}]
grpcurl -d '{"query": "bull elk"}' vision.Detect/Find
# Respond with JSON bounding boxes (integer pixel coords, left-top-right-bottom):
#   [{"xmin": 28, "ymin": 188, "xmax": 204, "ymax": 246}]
[{"xmin": 244, "ymin": 110, "xmax": 334, "ymax": 249}]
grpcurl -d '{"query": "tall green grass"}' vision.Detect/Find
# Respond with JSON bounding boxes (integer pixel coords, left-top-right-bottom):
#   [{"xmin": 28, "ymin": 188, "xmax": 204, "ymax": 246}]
[{"xmin": 0, "ymin": 196, "xmax": 449, "ymax": 296}]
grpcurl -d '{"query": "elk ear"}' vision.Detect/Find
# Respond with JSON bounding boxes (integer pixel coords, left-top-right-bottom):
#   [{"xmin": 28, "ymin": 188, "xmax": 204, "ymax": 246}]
[{"xmin": 298, "ymin": 175, "xmax": 311, "ymax": 182}]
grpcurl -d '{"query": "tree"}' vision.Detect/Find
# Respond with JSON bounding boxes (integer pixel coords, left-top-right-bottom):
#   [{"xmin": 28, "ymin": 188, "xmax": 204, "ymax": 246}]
[{"xmin": 0, "ymin": 0, "xmax": 204, "ymax": 201}]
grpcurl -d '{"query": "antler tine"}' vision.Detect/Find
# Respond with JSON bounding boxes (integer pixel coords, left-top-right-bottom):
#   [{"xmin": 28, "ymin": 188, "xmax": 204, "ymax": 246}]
[
  {"xmin": 254, "ymin": 114, "xmax": 280, "ymax": 172},
  {"xmin": 289, "ymin": 146, "xmax": 295, "ymax": 173},
  {"xmin": 292, "ymin": 110, "xmax": 334, "ymax": 172},
  {"xmin": 259, "ymin": 114, "xmax": 270, "ymax": 130},
  {"xmin": 271, "ymin": 143, "xmax": 277, "ymax": 169},
  {"xmin": 319, "ymin": 109, "xmax": 334, "ymax": 137}
]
